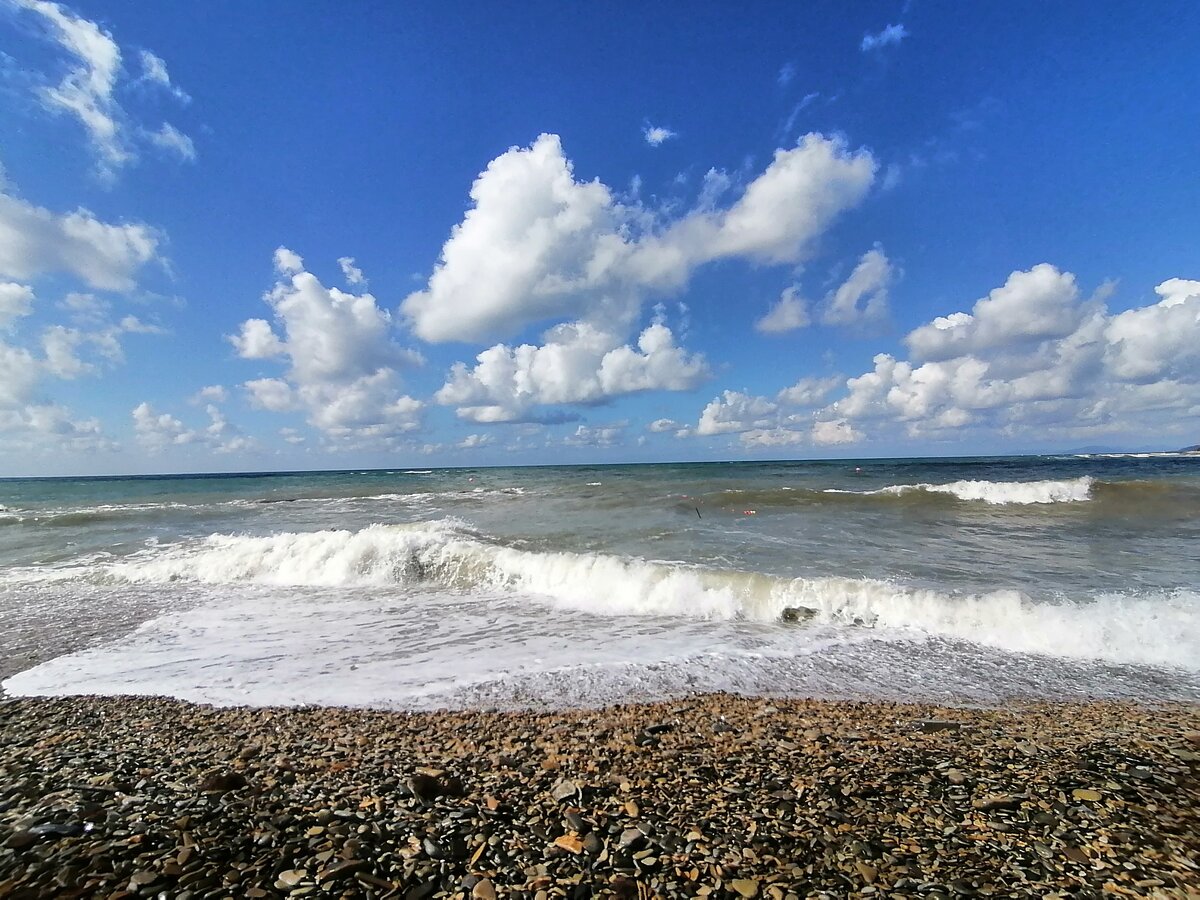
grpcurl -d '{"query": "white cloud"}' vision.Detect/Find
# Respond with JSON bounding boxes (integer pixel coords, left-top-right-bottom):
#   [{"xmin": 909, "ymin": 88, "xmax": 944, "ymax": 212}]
[
  {"xmin": 401, "ymin": 134, "xmax": 625, "ymax": 344},
  {"xmin": 406, "ymin": 132, "xmax": 874, "ymax": 424},
  {"xmin": 905, "ymin": 263, "xmax": 1085, "ymax": 361},
  {"xmin": 192, "ymin": 384, "xmax": 227, "ymax": 404},
  {"xmin": 338, "ymin": 256, "xmax": 365, "ymax": 285},
  {"xmin": 696, "ymin": 135, "xmax": 876, "ymax": 265},
  {"xmin": 273, "ymin": 246, "xmax": 304, "ymax": 275},
  {"xmin": 647, "ymin": 417, "xmax": 680, "ymax": 433},
  {"xmin": 861, "ymin": 23, "xmax": 909, "ymax": 52},
  {"xmin": 229, "ymin": 318, "xmax": 285, "ymax": 359},
  {"xmin": 0, "ymin": 190, "xmax": 161, "ymax": 291},
  {"xmin": 777, "ymin": 63, "xmax": 796, "ymax": 86},
  {"xmin": 811, "ymin": 418, "xmax": 862, "ymax": 445},
  {"xmin": 403, "ymin": 132, "xmax": 876, "ymax": 345},
  {"xmin": 457, "ymin": 433, "xmax": 493, "ymax": 449},
  {"xmin": 15, "ymin": 2, "xmax": 192, "ymax": 178},
  {"xmin": 643, "ymin": 124, "xmax": 677, "ymax": 147},
  {"xmin": 232, "ymin": 251, "xmax": 424, "ymax": 436},
  {"xmin": 777, "ymin": 375, "xmax": 841, "ymax": 406},
  {"xmin": 755, "ymin": 285, "xmax": 810, "ymax": 334},
  {"xmin": 822, "ymin": 246, "xmax": 894, "ymax": 325},
  {"xmin": 564, "ymin": 423, "xmax": 625, "ymax": 447},
  {"xmin": 820, "ymin": 267, "xmax": 1200, "ymax": 442},
  {"xmin": 696, "ymin": 390, "xmax": 778, "ymax": 435},
  {"xmin": 138, "ymin": 50, "xmax": 189, "ymax": 102},
  {"xmin": 147, "ymin": 123, "xmax": 195, "ymax": 161},
  {"xmin": 1104, "ymin": 280, "xmax": 1200, "ymax": 382},
  {"xmin": 18, "ymin": 0, "xmax": 126, "ymax": 174},
  {"xmin": 1155, "ymin": 278, "xmax": 1200, "ymax": 308},
  {"xmin": 436, "ymin": 319, "xmax": 709, "ymax": 423},
  {"xmin": 0, "ymin": 283, "xmax": 35, "ymax": 327},
  {"xmin": 0, "ymin": 402, "xmax": 113, "ymax": 454},
  {"xmin": 133, "ymin": 401, "xmax": 252, "ymax": 454}
]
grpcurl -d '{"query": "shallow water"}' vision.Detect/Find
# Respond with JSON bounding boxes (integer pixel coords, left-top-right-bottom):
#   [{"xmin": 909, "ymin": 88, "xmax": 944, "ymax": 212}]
[{"xmin": 2, "ymin": 455, "xmax": 1198, "ymax": 708}]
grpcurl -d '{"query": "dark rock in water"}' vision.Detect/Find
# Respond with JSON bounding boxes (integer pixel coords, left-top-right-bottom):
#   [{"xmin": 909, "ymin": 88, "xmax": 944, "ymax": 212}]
[
  {"xmin": 644, "ymin": 721, "xmax": 675, "ymax": 735},
  {"xmin": 781, "ymin": 606, "xmax": 816, "ymax": 623}
]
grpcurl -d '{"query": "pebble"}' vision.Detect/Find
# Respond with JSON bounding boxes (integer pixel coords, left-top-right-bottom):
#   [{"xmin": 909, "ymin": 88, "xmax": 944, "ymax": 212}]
[{"xmin": 0, "ymin": 694, "xmax": 1195, "ymax": 897}]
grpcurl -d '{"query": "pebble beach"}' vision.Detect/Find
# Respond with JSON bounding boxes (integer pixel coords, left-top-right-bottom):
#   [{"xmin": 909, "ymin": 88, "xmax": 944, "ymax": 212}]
[{"xmin": 2, "ymin": 694, "xmax": 1197, "ymax": 899}]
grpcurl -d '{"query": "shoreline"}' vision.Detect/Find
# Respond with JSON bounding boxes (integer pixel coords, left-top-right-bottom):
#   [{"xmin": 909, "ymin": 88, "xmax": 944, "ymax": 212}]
[{"xmin": 1, "ymin": 693, "xmax": 1196, "ymax": 897}]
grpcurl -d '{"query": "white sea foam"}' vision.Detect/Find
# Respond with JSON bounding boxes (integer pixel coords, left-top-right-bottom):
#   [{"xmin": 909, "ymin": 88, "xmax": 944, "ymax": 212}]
[
  {"xmin": 24, "ymin": 520, "xmax": 1196, "ymax": 670},
  {"xmin": 826, "ymin": 476, "xmax": 1095, "ymax": 505}
]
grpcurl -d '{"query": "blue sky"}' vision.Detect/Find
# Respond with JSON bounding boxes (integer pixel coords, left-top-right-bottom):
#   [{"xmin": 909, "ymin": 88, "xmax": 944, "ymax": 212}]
[{"xmin": 1, "ymin": 0, "xmax": 1198, "ymax": 475}]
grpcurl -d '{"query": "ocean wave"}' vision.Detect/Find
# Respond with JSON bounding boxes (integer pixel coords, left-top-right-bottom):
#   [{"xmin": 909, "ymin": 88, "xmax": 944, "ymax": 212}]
[
  {"xmin": 837, "ymin": 476, "xmax": 1096, "ymax": 505},
  {"xmin": 46, "ymin": 520, "xmax": 1199, "ymax": 670}
]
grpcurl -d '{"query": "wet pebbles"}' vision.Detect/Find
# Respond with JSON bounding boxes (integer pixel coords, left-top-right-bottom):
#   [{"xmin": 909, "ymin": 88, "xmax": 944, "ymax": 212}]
[{"xmin": 1, "ymin": 694, "xmax": 1197, "ymax": 898}]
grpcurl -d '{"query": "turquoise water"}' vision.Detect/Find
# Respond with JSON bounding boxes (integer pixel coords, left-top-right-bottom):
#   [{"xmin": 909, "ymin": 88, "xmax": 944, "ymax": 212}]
[{"xmin": 2, "ymin": 455, "xmax": 1198, "ymax": 708}]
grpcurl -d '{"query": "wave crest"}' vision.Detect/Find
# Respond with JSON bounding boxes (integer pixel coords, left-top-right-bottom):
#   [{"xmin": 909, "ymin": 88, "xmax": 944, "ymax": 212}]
[{"xmin": 54, "ymin": 520, "xmax": 1197, "ymax": 670}]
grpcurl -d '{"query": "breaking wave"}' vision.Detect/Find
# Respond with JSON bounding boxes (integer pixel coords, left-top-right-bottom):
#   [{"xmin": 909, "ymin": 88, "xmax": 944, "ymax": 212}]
[
  {"xmin": 826, "ymin": 476, "xmax": 1096, "ymax": 505},
  {"xmin": 35, "ymin": 520, "xmax": 1199, "ymax": 670}
]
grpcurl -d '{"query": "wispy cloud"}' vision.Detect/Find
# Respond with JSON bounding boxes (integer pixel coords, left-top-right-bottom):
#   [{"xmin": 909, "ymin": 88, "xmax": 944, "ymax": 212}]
[
  {"xmin": 14, "ymin": 0, "xmax": 194, "ymax": 178},
  {"xmin": 861, "ymin": 23, "xmax": 909, "ymax": 52},
  {"xmin": 777, "ymin": 63, "xmax": 796, "ymax": 86}
]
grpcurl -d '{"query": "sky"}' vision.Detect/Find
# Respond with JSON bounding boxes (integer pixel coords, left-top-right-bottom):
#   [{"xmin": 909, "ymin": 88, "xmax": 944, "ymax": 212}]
[{"xmin": 0, "ymin": 0, "xmax": 1198, "ymax": 476}]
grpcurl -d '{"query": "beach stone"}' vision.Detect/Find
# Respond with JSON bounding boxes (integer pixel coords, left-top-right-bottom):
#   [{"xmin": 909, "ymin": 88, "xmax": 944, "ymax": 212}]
[
  {"xmin": 471, "ymin": 878, "xmax": 496, "ymax": 900},
  {"xmin": 275, "ymin": 869, "xmax": 308, "ymax": 888},
  {"xmin": 618, "ymin": 827, "xmax": 646, "ymax": 848},
  {"xmin": 550, "ymin": 779, "xmax": 580, "ymax": 802},
  {"xmin": 4, "ymin": 830, "xmax": 36, "ymax": 849},
  {"xmin": 731, "ymin": 878, "xmax": 760, "ymax": 897},
  {"xmin": 972, "ymin": 794, "xmax": 1027, "ymax": 811},
  {"xmin": 198, "ymin": 770, "xmax": 246, "ymax": 793},
  {"xmin": 1072, "ymin": 789, "xmax": 1102, "ymax": 802},
  {"xmin": 915, "ymin": 720, "xmax": 963, "ymax": 733}
]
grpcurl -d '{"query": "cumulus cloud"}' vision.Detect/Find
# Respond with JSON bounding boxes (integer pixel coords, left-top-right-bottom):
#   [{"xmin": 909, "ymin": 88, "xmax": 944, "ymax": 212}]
[
  {"xmin": 647, "ymin": 417, "xmax": 680, "ymax": 433},
  {"xmin": 755, "ymin": 285, "xmax": 810, "ymax": 334},
  {"xmin": 436, "ymin": 319, "xmax": 709, "ymax": 423},
  {"xmin": 403, "ymin": 132, "xmax": 875, "ymax": 345},
  {"xmin": 696, "ymin": 390, "xmax": 778, "ymax": 436},
  {"xmin": 643, "ymin": 124, "xmax": 677, "ymax": 147},
  {"xmin": 231, "ymin": 250, "xmax": 424, "ymax": 436},
  {"xmin": 0, "ymin": 283, "xmax": 35, "ymax": 328},
  {"xmin": 406, "ymin": 132, "xmax": 874, "ymax": 424},
  {"xmin": 0, "ymin": 402, "xmax": 112, "ymax": 454},
  {"xmin": 0, "ymin": 291, "xmax": 158, "ymax": 453},
  {"xmin": 15, "ymin": 1, "xmax": 192, "ymax": 177},
  {"xmin": 192, "ymin": 384, "xmax": 227, "ymax": 404},
  {"xmin": 819, "ymin": 266, "xmax": 1200, "ymax": 443},
  {"xmin": 822, "ymin": 246, "xmax": 894, "ymax": 326},
  {"xmin": 905, "ymin": 263, "xmax": 1084, "ymax": 361},
  {"xmin": 564, "ymin": 423, "xmax": 625, "ymax": 447},
  {"xmin": 861, "ymin": 23, "xmax": 909, "ymax": 52},
  {"xmin": 0, "ymin": 190, "xmax": 160, "ymax": 291},
  {"xmin": 133, "ymin": 401, "xmax": 252, "ymax": 454},
  {"xmin": 777, "ymin": 375, "xmax": 842, "ymax": 406}
]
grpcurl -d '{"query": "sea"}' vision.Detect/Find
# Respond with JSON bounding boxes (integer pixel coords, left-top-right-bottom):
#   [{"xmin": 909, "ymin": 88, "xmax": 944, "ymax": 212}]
[{"xmin": 1, "ymin": 455, "xmax": 1197, "ymax": 710}]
